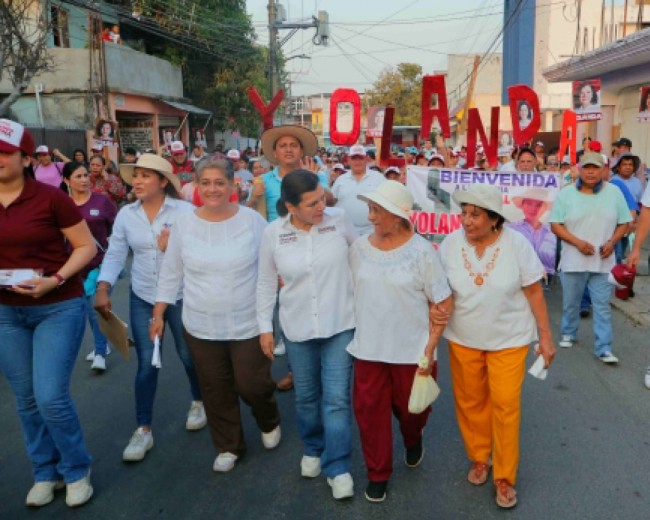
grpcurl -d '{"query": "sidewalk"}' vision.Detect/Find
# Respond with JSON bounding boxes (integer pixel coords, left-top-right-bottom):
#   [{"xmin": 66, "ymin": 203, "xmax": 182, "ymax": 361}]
[{"xmin": 610, "ymin": 241, "xmax": 650, "ymax": 326}]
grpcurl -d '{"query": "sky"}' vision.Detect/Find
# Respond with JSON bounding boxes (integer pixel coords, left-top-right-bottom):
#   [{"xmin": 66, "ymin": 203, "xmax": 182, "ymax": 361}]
[{"xmin": 245, "ymin": 0, "xmax": 507, "ymax": 96}]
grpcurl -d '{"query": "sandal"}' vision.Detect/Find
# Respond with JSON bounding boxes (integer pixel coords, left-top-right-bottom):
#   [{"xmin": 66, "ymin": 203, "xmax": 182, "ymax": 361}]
[
  {"xmin": 494, "ymin": 479, "xmax": 518, "ymax": 509},
  {"xmin": 467, "ymin": 461, "xmax": 491, "ymax": 486}
]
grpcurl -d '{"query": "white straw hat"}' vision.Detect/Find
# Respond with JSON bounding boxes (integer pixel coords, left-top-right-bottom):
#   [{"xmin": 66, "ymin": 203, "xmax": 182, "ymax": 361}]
[
  {"xmin": 452, "ymin": 183, "xmax": 512, "ymax": 221},
  {"xmin": 357, "ymin": 180, "xmax": 414, "ymax": 220},
  {"xmin": 119, "ymin": 153, "xmax": 180, "ymax": 193}
]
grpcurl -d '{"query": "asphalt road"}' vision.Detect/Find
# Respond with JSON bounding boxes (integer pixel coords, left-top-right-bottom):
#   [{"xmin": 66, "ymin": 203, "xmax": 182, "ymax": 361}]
[{"xmin": 1, "ymin": 277, "xmax": 649, "ymax": 520}]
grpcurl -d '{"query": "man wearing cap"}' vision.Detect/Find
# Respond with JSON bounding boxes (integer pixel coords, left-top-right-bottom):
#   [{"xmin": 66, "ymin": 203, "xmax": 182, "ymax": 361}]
[
  {"xmin": 167, "ymin": 141, "xmax": 194, "ymax": 187},
  {"xmin": 329, "ymin": 163, "xmax": 347, "ymax": 186},
  {"xmin": 549, "ymin": 152, "xmax": 631, "ymax": 364},
  {"xmin": 34, "ymin": 146, "xmax": 69, "ymax": 187},
  {"xmin": 612, "ymin": 137, "xmax": 646, "ymax": 185},
  {"xmin": 332, "ymin": 144, "xmax": 385, "ymax": 236}
]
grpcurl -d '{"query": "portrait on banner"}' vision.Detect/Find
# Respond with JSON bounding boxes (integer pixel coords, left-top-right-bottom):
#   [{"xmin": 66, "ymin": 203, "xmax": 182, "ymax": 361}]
[{"xmin": 573, "ymin": 79, "xmax": 602, "ymax": 121}]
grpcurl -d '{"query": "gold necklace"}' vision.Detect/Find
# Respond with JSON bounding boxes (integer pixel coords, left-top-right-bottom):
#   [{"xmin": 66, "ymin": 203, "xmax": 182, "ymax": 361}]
[{"xmin": 461, "ymin": 246, "xmax": 501, "ymax": 286}]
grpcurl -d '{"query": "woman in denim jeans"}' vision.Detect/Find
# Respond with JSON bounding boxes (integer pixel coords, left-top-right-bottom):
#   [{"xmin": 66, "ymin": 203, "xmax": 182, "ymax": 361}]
[
  {"xmin": 257, "ymin": 170, "xmax": 358, "ymax": 500},
  {"xmin": 94, "ymin": 154, "xmax": 205, "ymax": 463},
  {"xmin": 0, "ymin": 120, "xmax": 97, "ymax": 508}
]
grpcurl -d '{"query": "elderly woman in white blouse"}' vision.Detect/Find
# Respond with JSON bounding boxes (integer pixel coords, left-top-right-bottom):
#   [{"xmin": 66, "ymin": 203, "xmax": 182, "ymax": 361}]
[
  {"xmin": 435, "ymin": 184, "xmax": 555, "ymax": 509},
  {"xmin": 257, "ymin": 170, "xmax": 357, "ymax": 500},
  {"xmin": 150, "ymin": 156, "xmax": 280, "ymax": 473},
  {"xmin": 348, "ymin": 180, "xmax": 453, "ymax": 503}
]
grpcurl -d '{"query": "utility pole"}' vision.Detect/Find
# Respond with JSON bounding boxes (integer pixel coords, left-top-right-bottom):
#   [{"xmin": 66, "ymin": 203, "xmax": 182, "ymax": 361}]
[{"xmin": 268, "ymin": 0, "xmax": 278, "ymax": 97}]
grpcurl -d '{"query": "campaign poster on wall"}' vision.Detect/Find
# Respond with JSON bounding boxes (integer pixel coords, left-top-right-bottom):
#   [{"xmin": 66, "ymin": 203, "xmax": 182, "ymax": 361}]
[
  {"xmin": 573, "ymin": 79, "xmax": 602, "ymax": 122},
  {"xmin": 638, "ymin": 86, "xmax": 650, "ymax": 123},
  {"xmin": 406, "ymin": 166, "xmax": 561, "ymax": 275}
]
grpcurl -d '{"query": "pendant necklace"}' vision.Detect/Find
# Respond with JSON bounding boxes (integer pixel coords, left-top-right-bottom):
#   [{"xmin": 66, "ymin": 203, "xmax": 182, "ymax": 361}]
[{"xmin": 461, "ymin": 245, "xmax": 501, "ymax": 286}]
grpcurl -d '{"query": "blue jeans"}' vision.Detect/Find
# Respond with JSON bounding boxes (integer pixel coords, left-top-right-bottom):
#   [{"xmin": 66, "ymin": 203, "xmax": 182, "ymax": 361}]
[
  {"xmin": 129, "ymin": 290, "xmax": 201, "ymax": 426},
  {"xmin": 284, "ymin": 329, "xmax": 354, "ymax": 478},
  {"xmin": 0, "ymin": 297, "xmax": 92, "ymax": 483},
  {"xmin": 614, "ymin": 236, "xmax": 628, "ymax": 265},
  {"xmin": 85, "ymin": 295, "xmax": 108, "ymax": 356},
  {"xmin": 560, "ymin": 272, "xmax": 613, "ymax": 356}
]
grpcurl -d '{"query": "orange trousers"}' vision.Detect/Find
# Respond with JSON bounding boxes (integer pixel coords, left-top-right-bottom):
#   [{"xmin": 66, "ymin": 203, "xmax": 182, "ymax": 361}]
[{"xmin": 448, "ymin": 341, "xmax": 528, "ymax": 485}]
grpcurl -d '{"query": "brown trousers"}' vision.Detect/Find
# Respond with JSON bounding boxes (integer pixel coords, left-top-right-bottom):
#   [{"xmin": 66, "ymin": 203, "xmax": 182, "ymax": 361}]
[{"xmin": 183, "ymin": 330, "xmax": 280, "ymax": 457}]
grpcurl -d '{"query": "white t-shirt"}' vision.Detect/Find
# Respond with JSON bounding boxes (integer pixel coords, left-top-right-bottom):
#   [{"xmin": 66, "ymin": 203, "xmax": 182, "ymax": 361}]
[
  {"xmin": 156, "ymin": 207, "xmax": 267, "ymax": 340},
  {"xmin": 257, "ymin": 207, "xmax": 357, "ymax": 343},
  {"xmin": 439, "ymin": 227, "xmax": 544, "ymax": 351},
  {"xmin": 348, "ymin": 234, "xmax": 451, "ymax": 364},
  {"xmin": 332, "ymin": 170, "xmax": 385, "ymax": 235},
  {"xmin": 549, "ymin": 183, "xmax": 632, "ymax": 273},
  {"xmin": 641, "ymin": 182, "xmax": 650, "ymax": 208}
]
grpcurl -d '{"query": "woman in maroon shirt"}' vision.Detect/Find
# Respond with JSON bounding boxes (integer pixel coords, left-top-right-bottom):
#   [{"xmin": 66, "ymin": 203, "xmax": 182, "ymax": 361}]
[
  {"xmin": 63, "ymin": 161, "xmax": 117, "ymax": 372},
  {"xmin": 0, "ymin": 120, "xmax": 97, "ymax": 508}
]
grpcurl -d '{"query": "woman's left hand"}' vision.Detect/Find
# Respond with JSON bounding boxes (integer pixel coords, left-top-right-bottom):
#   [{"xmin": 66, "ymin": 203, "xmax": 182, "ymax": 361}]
[
  {"xmin": 537, "ymin": 336, "xmax": 556, "ymax": 369},
  {"xmin": 10, "ymin": 277, "xmax": 59, "ymax": 299},
  {"xmin": 416, "ymin": 360, "xmax": 434, "ymax": 376},
  {"xmin": 157, "ymin": 228, "xmax": 170, "ymax": 252}
]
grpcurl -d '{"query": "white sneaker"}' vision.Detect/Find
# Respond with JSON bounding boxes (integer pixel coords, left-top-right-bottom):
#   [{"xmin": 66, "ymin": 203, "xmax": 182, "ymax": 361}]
[
  {"xmin": 91, "ymin": 355, "xmax": 106, "ymax": 372},
  {"xmin": 645, "ymin": 367, "xmax": 650, "ymax": 389},
  {"xmin": 327, "ymin": 473, "xmax": 354, "ymax": 500},
  {"xmin": 598, "ymin": 352, "xmax": 619, "ymax": 364},
  {"xmin": 106, "ymin": 345, "xmax": 112, "ymax": 356},
  {"xmin": 186, "ymin": 401, "xmax": 207, "ymax": 430},
  {"xmin": 85, "ymin": 350, "xmax": 95, "ymax": 362},
  {"xmin": 65, "ymin": 472, "xmax": 93, "ymax": 507},
  {"xmin": 273, "ymin": 339, "xmax": 286, "ymax": 356},
  {"xmin": 301, "ymin": 455, "xmax": 321, "ymax": 478},
  {"xmin": 213, "ymin": 452, "xmax": 238, "ymax": 472},
  {"xmin": 559, "ymin": 335, "xmax": 574, "ymax": 348},
  {"xmin": 25, "ymin": 480, "xmax": 64, "ymax": 507},
  {"xmin": 122, "ymin": 428, "xmax": 154, "ymax": 461},
  {"xmin": 261, "ymin": 425, "xmax": 281, "ymax": 449}
]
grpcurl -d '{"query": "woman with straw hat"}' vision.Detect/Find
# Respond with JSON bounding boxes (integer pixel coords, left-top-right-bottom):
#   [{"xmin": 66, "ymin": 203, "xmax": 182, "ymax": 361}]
[
  {"xmin": 94, "ymin": 153, "xmax": 205, "ymax": 463},
  {"xmin": 434, "ymin": 183, "xmax": 556, "ymax": 509},
  {"xmin": 348, "ymin": 180, "xmax": 453, "ymax": 503}
]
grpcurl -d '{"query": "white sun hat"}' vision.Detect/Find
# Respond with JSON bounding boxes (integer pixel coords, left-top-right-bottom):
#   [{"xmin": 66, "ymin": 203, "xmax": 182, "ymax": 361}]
[{"xmin": 357, "ymin": 180, "xmax": 414, "ymax": 220}]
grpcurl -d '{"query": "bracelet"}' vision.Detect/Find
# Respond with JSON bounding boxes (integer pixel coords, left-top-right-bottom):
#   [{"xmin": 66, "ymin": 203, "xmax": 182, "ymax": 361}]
[
  {"xmin": 149, "ymin": 317, "xmax": 161, "ymax": 325},
  {"xmin": 52, "ymin": 273, "xmax": 65, "ymax": 286}
]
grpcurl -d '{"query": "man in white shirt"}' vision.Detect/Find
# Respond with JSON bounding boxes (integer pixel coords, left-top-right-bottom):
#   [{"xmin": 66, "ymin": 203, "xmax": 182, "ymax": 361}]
[{"xmin": 332, "ymin": 144, "xmax": 385, "ymax": 236}]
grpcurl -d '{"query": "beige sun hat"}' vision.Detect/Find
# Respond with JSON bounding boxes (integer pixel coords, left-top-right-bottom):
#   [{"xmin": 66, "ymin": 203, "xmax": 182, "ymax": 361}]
[
  {"xmin": 512, "ymin": 188, "xmax": 552, "ymax": 213},
  {"xmin": 261, "ymin": 125, "xmax": 318, "ymax": 165},
  {"xmin": 357, "ymin": 180, "xmax": 414, "ymax": 220},
  {"xmin": 452, "ymin": 183, "xmax": 513, "ymax": 221},
  {"xmin": 119, "ymin": 153, "xmax": 180, "ymax": 193}
]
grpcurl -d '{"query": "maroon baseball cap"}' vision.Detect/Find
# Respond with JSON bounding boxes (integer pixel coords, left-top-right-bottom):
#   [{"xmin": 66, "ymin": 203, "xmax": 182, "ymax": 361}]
[{"xmin": 0, "ymin": 119, "xmax": 35, "ymax": 155}]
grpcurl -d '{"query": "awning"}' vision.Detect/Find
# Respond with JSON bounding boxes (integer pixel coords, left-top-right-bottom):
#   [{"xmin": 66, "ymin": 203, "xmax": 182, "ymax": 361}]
[{"xmin": 162, "ymin": 100, "xmax": 211, "ymax": 116}]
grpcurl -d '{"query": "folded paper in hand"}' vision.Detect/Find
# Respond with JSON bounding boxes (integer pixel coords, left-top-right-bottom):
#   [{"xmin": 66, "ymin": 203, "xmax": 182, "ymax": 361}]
[
  {"xmin": 528, "ymin": 354, "xmax": 548, "ymax": 380},
  {"xmin": 96, "ymin": 310, "xmax": 129, "ymax": 360},
  {"xmin": 152, "ymin": 335, "xmax": 162, "ymax": 368}
]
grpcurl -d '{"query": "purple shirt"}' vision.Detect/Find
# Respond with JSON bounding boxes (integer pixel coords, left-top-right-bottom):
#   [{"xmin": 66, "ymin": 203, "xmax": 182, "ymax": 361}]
[
  {"xmin": 507, "ymin": 220, "xmax": 557, "ymax": 275},
  {"xmin": 77, "ymin": 192, "xmax": 117, "ymax": 275}
]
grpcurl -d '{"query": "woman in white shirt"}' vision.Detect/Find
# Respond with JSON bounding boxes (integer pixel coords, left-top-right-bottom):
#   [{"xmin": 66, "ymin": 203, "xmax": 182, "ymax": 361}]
[
  {"xmin": 257, "ymin": 170, "xmax": 357, "ymax": 500},
  {"xmin": 151, "ymin": 157, "xmax": 280, "ymax": 473},
  {"xmin": 94, "ymin": 154, "xmax": 205, "ymax": 463},
  {"xmin": 348, "ymin": 181, "xmax": 452, "ymax": 503},
  {"xmin": 435, "ymin": 183, "xmax": 555, "ymax": 509}
]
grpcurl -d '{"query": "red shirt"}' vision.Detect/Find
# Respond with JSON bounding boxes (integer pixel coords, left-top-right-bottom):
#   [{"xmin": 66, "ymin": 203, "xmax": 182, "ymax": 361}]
[
  {"xmin": 169, "ymin": 158, "xmax": 194, "ymax": 187},
  {"xmin": 0, "ymin": 178, "xmax": 84, "ymax": 306}
]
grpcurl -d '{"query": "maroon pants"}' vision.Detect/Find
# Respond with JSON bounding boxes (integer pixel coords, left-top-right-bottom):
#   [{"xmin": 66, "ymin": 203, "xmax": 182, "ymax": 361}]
[
  {"xmin": 183, "ymin": 331, "xmax": 280, "ymax": 457},
  {"xmin": 353, "ymin": 359, "xmax": 436, "ymax": 482}
]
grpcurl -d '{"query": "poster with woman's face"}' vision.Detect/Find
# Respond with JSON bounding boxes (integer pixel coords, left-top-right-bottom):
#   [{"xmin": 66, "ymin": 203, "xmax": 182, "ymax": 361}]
[
  {"xmin": 638, "ymin": 86, "xmax": 650, "ymax": 122},
  {"xmin": 498, "ymin": 130, "xmax": 514, "ymax": 157},
  {"xmin": 95, "ymin": 119, "xmax": 117, "ymax": 144},
  {"xmin": 517, "ymin": 101, "xmax": 533, "ymax": 131},
  {"xmin": 193, "ymin": 128, "xmax": 207, "ymax": 148},
  {"xmin": 366, "ymin": 106, "xmax": 385, "ymax": 138},
  {"xmin": 573, "ymin": 79, "xmax": 601, "ymax": 121},
  {"xmin": 161, "ymin": 128, "xmax": 174, "ymax": 148}
]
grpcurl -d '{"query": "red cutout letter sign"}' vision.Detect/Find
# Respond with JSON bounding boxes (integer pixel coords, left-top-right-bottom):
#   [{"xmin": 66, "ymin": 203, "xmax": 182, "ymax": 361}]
[
  {"xmin": 421, "ymin": 75, "xmax": 450, "ymax": 139},
  {"xmin": 507, "ymin": 85, "xmax": 541, "ymax": 145},
  {"xmin": 379, "ymin": 105, "xmax": 395, "ymax": 166},
  {"xmin": 466, "ymin": 106, "xmax": 499, "ymax": 168},
  {"xmin": 557, "ymin": 110, "xmax": 577, "ymax": 165},
  {"xmin": 329, "ymin": 89, "xmax": 361, "ymax": 146},
  {"xmin": 248, "ymin": 87, "xmax": 284, "ymax": 130}
]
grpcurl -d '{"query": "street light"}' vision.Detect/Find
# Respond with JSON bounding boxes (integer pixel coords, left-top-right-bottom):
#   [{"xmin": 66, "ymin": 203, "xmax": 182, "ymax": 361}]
[{"xmin": 285, "ymin": 54, "xmax": 311, "ymax": 62}]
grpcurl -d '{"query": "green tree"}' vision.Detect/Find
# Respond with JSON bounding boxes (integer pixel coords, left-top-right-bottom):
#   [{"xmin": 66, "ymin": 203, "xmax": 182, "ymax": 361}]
[{"xmin": 364, "ymin": 63, "xmax": 423, "ymax": 126}]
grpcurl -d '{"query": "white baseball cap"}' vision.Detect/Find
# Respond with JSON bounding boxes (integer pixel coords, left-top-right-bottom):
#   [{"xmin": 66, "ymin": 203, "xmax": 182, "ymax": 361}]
[
  {"xmin": 349, "ymin": 144, "xmax": 366, "ymax": 157},
  {"xmin": 35, "ymin": 145, "xmax": 49, "ymax": 154},
  {"xmin": 170, "ymin": 141, "xmax": 186, "ymax": 154},
  {"xmin": 226, "ymin": 149, "xmax": 241, "ymax": 160},
  {"xmin": 332, "ymin": 163, "xmax": 345, "ymax": 171}
]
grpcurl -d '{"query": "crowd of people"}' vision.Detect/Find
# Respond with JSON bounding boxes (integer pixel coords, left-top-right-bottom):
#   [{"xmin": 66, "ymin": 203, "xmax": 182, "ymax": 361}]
[{"xmin": 0, "ymin": 116, "xmax": 648, "ymax": 512}]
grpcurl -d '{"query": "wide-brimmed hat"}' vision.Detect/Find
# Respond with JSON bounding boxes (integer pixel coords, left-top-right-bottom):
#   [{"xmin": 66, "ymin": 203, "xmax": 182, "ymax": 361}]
[
  {"xmin": 261, "ymin": 125, "xmax": 318, "ymax": 165},
  {"xmin": 120, "ymin": 153, "xmax": 180, "ymax": 192},
  {"xmin": 512, "ymin": 188, "xmax": 552, "ymax": 213},
  {"xmin": 452, "ymin": 184, "xmax": 512, "ymax": 221},
  {"xmin": 612, "ymin": 152, "xmax": 640, "ymax": 173},
  {"xmin": 357, "ymin": 180, "xmax": 414, "ymax": 220}
]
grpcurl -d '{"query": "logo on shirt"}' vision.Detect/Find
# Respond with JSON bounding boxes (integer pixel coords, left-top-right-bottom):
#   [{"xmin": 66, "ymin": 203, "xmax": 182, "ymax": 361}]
[
  {"xmin": 278, "ymin": 232, "xmax": 298, "ymax": 245},
  {"xmin": 318, "ymin": 225, "xmax": 336, "ymax": 234},
  {"xmin": 90, "ymin": 209, "xmax": 100, "ymax": 216}
]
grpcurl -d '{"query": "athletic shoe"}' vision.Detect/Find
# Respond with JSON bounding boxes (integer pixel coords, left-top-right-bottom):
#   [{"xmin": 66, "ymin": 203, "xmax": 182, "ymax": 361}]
[
  {"xmin": 213, "ymin": 452, "xmax": 238, "ymax": 472},
  {"xmin": 122, "ymin": 428, "xmax": 154, "ymax": 461},
  {"xmin": 644, "ymin": 367, "xmax": 650, "ymax": 389},
  {"xmin": 365, "ymin": 480, "xmax": 388, "ymax": 503},
  {"xmin": 273, "ymin": 339, "xmax": 286, "ymax": 356},
  {"xmin": 25, "ymin": 480, "xmax": 64, "ymax": 507},
  {"xmin": 261, "ymin": 425, "xmax": 281, "ymax": 449},
  {"xmin": 598, "ymin": 352, "xmax": 619, "ymax": 364},
  {"xmin": 91, "ymin": 355, "xmax": 106, "ymax": 372},
  {"xmin": 559, "ymin": 335, "xmax": 574, "ymax": 348},
  {"xmin": 327, "ymin": 473, "xmax": 354, "ymax": 500},
  {"xmin": 65, "ymin": 473, "xmax": 93, "ymax": 507},
  {"xmin": 405, "ymin": 438, "xmax": 425, "ymax": 467},
  {"xmin": 85, "ymin": 350, "xmax": 95, "ymax": 362},
  {"xmin": 186, "ymin": 401, "xmax": 207, "ymax": 431},
  {"xmin": 301, "ymin": 455, "xmax": 321, "ymax": 478}
]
